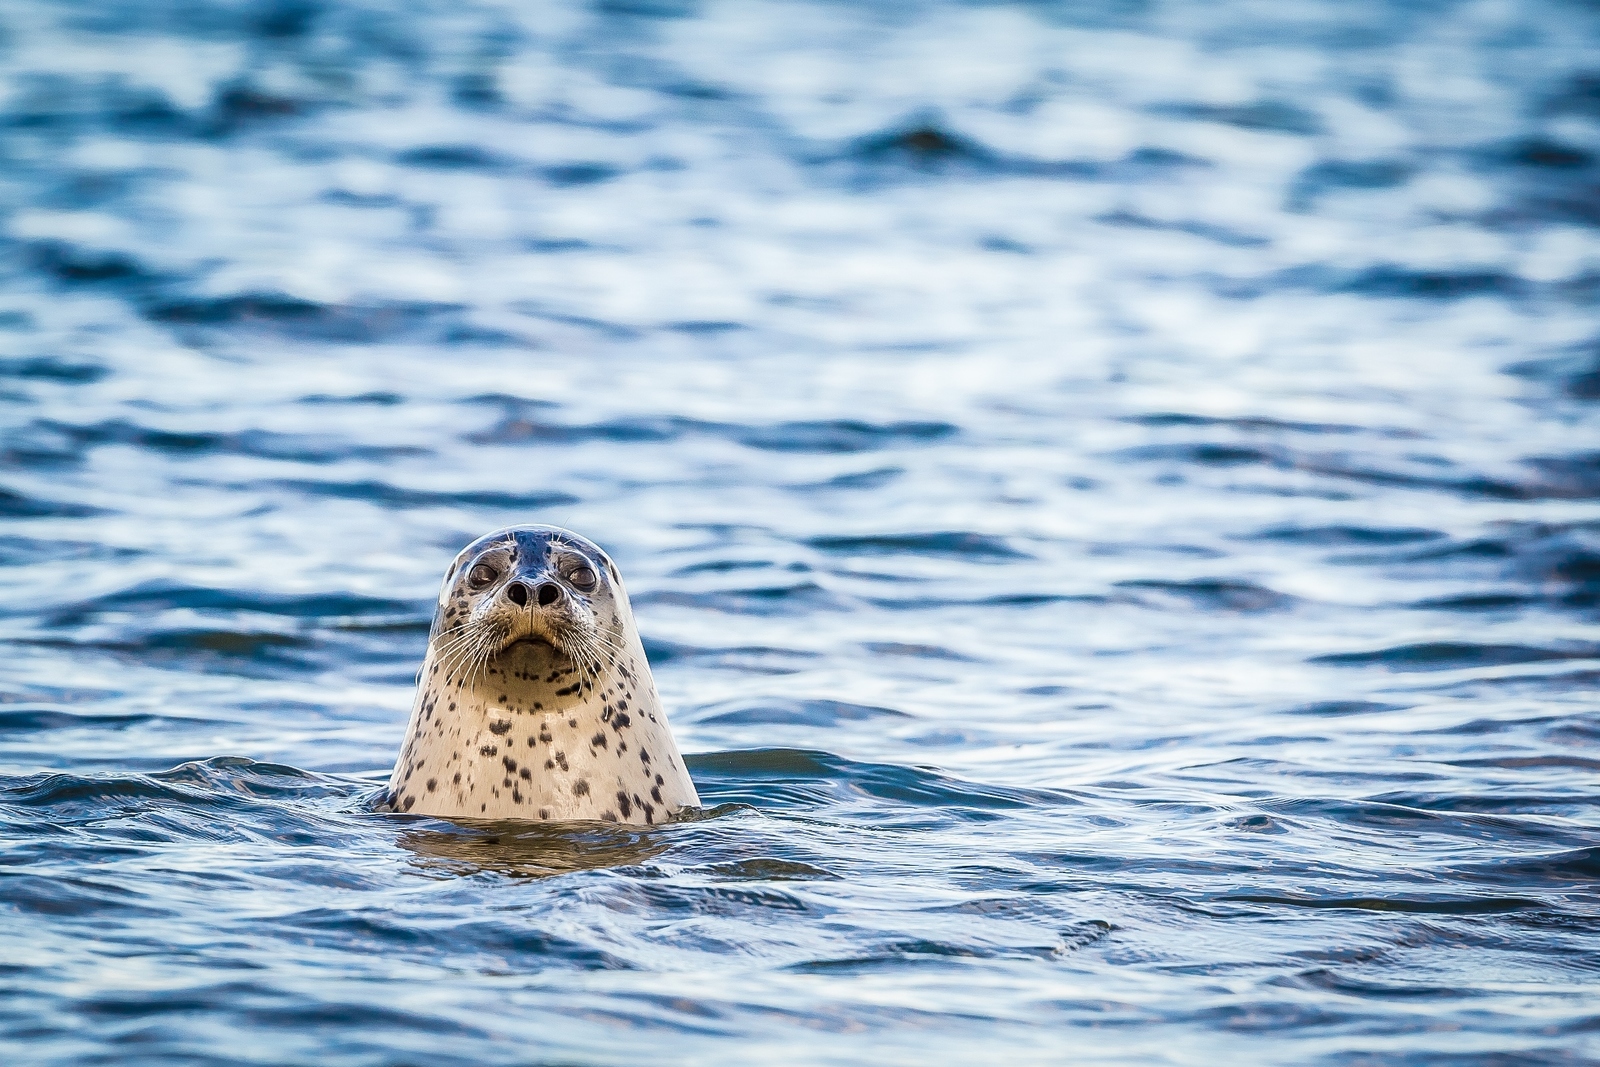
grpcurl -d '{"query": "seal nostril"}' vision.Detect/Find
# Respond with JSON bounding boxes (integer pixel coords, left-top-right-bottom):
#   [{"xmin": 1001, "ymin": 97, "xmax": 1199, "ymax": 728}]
[
  {"xmin": 505, "ymin": 581, "xmax": 529, "ymax": 608},
  {"xmin": 536, "ymin": 582, "xmax": 561, "ymax": 607}
]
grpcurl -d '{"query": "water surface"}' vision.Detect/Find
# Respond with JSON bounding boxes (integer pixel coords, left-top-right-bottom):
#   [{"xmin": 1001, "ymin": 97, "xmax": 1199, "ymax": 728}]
[{"xmin": 2, "ymin": 0, "xmax": 1600, "ymax": 1063}]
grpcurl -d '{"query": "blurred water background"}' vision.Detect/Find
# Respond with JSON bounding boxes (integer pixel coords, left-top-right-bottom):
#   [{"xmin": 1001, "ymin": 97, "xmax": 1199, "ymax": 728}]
[{"xmin": 2, "ymin": 0, "xmax": 1599, "ymax": 1063}]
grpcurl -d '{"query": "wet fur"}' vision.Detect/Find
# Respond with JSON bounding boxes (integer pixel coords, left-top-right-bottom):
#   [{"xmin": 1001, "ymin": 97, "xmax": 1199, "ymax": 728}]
[{"xmin": 384, "ymin": 525, "xmax": 700, "ymax": 824}]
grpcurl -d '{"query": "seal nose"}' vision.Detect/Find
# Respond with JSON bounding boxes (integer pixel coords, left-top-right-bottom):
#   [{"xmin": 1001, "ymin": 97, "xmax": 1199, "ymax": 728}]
[
  {"xmin": 504, "ymin": 581, "xmax": 530, "ymax": 608},
  {"xmin": 536, "ymin": 582, "xmax": 561, "ymax": 607}
]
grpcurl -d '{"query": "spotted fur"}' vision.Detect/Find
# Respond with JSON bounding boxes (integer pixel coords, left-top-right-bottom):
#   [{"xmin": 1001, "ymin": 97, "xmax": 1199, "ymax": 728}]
[{"xmin": 385, "ymin": 525, "xmax": 700, "ymax": 824}]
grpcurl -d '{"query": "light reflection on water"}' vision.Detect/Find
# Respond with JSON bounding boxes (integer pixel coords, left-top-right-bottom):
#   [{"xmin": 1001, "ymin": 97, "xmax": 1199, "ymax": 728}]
[{"xmin": 2, "ymin": 0, "xmax": 1600, "ymax": 1062}]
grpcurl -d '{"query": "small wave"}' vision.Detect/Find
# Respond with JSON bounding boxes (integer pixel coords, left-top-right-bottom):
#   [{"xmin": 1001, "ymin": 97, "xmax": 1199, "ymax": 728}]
[
  {"xmin": 788, "ymin": 467, "xmax": 905, "ymax": 491},
  {"xmin": 1, "ymin": 757, "xmax": 364, "ymax": 823},
  {"xmin": 1121, "ymin": 439, "xmax": 1600, "ymax": 500},
  {"xmin": 641, "ymin": 637, "xmax": 818, "ymax": 674},
  {"xmin": 1152, "ymin": 99, "xmax": 1323, "ymax": 135},
  {"xmin": 633, "ymin": 582, "xmax": 848, "ymax": 617},
  {"xmin": 394, "ymin": 144, "xmax": 513, "ymax": 170},
  {"xmin": 17, "ymin": 418, "xmax": 428, "ymax": 466},
  {"xmin": 1217, "ymin": 893, "xmax": 1541, "ymax": 914},
  {"xmin": 1449, "ymin": 847, "xmax": 1600, "ymax": 886},
  {"xmin": 1312, "ymin": 641, "xmax": 1600, "ymax": 671},
  {"xmin": 1247, "ymin": 524, "xmax": 1443, "ymax": 546},
  {"xmin": 469, "ymin": 409, "xmax": 954, "ymax": 454},
  {"xmin": 862, "ymin": 642, "xmax": 972, "ymax": 661},
  {"xmin": 0, "ymin": 486, "xmax": 106, "ymax": 518},
  {"xmin": 1282, "ymin": 700, "xmax": 1404, "ymax": 716},
  {"xmin": 807, "ymin": 531, "xmax": 1026, "ymax": 559},
  {"xmin": 688, "ymin": 698, "xmax": 910, "ymax": 727},
  {"xmin": 28, "ymin": 240, "xmax": 160, "ymax": 286},
  {"xmin": 1508, "ymin": 340, "xmax": 1600, "ymax": 401},
  {"xmin": 0, "ymin": 356, "xmax": 109, "ymax": 384},
  {"xmin": 1286, "ymin": 158, "xmax": 1413, "ymax": 212},
  {"xmin": 0, "ymin": 706, "xmax": 155, "ymax": 733},
  {"xmin": 143, "ymin": 294, "xmax": 522, "ymax": 346},
  {"xmin": 1095, "ymin": 211, "xmax": 1269, "ymax": 248},
  {"xmin": 63, "ymin": 580, "xmax": 417, "ymax": 620},
  {"xmin": 1115, "ymin": 578, "xmax": 1294, "ymax": 612},
  {"xmin": 251, "ymin": 480, "xmax": 578, "ymax": 510},
  {"xmin": 735, "ymin": 420, "xmax": 958, "ymax": 454},
  {"xmin": 687, "ymin": 748, "xmax": 1073, "ymax": 815},
  {"xmin": 0, "ymin": 535, "xmax": 133, "ymax": 566}
]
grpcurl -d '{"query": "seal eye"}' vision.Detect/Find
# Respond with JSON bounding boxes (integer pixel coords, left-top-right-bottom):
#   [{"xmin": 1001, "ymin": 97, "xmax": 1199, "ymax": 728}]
[
  {"xmin": 467, "ymin": 563, "xmax": 498, "ymax": 588},
  {"xmin": 568, "ymin": 565, "xmax": 597, "ymax": 592}
]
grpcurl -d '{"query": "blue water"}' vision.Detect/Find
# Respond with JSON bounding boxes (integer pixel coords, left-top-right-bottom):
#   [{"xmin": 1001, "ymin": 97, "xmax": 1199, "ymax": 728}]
[{"xmin": 3, "ymin": 0, "xmax": 1600, "ymax": 1063}]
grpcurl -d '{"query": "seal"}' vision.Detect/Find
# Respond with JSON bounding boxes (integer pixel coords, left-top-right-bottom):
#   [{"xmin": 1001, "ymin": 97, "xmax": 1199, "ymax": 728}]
[{"xmin": 384, "ymin": 525, "xmax": 700, "ymax": 824}]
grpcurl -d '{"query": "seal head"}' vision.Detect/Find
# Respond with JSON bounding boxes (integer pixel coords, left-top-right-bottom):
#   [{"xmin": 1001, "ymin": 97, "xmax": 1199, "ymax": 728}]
[{"xmin": 386, "ymin": 525, "xmax": 700, "ymax": 824}]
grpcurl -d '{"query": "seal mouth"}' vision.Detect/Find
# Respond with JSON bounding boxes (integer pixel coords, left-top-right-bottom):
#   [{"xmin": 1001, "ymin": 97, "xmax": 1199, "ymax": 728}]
[{"xmin": 503, "ymin": 635, "xmax": 556, "ymax": 653}]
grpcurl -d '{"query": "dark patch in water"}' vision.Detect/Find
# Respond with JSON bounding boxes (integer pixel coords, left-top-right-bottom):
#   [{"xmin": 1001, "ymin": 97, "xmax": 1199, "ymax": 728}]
[
  {"xmin": 1286, "ymin": 159, "xmax": 1412, "ymax": 211},
  {"xmin": 1283, "ymin": 700, "xmax": 1406, "ymax": 716},
  {"xmin": 28, "ymin": 241, "xmax": 154, "ymax": 285},
  {"xmin": 395, "ymin": 145, "xmax": 511, "ymax": 170}
]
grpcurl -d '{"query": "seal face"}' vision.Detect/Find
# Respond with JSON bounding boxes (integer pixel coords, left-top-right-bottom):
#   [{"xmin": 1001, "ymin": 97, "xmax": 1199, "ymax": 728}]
[{"xmin": 385, "ymin": 525, "xmax": 700, "ymax": 824}]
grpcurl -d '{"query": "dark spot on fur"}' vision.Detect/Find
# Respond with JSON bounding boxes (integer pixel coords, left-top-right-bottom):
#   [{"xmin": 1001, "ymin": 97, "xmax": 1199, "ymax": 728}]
[
  {"xmin": 426, "ymin": 778, "xmax": 437, "ymax": 792},
  {"xmin": 616, "ymin": 792, "xmax": 633, "ymax": 818},
  {"xmin": 480, "ymin": 745, "xmax": 498, "ymax": 756},
  {"xmin": 545, "ymin": 759, "xmax": 555, "ymax": 769},
  {"xmin": 601, "ymin": 811, "xmax": 617, "ymax": 822},
  {"xmin": 651, "ymin": 786, "xmax": 662, "ymax": 802},
  {"xmin": 453, "ymin": 772, "xmax": 461, "ymax": 784},
  {"xmin": 591, "ymin": 731, "xmax": 608, "ymax": 749},
  {"xmin": 519, "ymin": 768, "xmax": 531, "ymax": 780},
  {"xmin": 402, "ymin": 795, "xmax": 415, "ymax": 811},
  {"xmin": 489, "ymin": 720, "xmax": 511, "ymax": 735},
  {"xmin": 502, "ymin": 756, "xmax": 518, "ymax": 772},
  {"xmin": 573, "ymin": 779, "xmax": 589, "ymax": 796},
  {"xmin": 539, "ymin": 809, "xmax": 549, "ymax": 820},
  {"xmin": 655, "ymin": 774, "xmax": 664, "ymax": 785},
  {"xmin": 640, "ymin": 749, "xmax": 651, "ymax": 764}
]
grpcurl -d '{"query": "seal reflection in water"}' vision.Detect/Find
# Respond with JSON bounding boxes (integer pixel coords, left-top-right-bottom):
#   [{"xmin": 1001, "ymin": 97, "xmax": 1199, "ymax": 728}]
[{"xmin": 384, "ymin": 525, "xmax": 700, "ymax": 824}]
